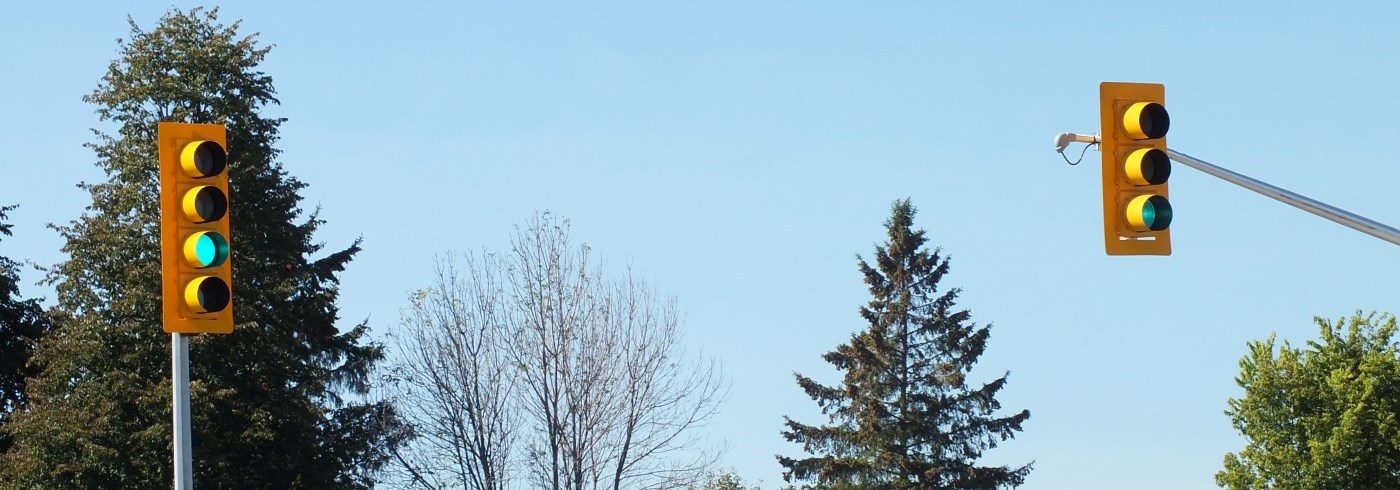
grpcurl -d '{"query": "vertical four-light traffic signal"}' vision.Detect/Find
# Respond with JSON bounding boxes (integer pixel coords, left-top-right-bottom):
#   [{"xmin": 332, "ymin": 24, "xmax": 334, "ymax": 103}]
[
  {"xmin": 159, "ymin": 123, "xmax": 233, "ymax": 333},
  {"xmin": 1100, "ymin": 82, "xmax": 1172, "ymax": 255}
]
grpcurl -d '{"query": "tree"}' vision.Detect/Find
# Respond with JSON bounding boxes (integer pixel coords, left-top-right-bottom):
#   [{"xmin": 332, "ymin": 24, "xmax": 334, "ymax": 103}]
[
  {"xmin": 0, "ymin": 205, "xmax": 53, "ymax": 453},
  {"xmin": 687, "ymin": 470, "xmax": 760, "ymax": 490},
  {"xmin": 0, "ymin": 8, "xmax": 403, "ymax": 488},
  {"xmin": 777, "ymin": 199, "xmax": 1031, "ymax": 489},
  {"xmin": 387, "ymin": 212, "xmax": 725, "ymax": 490},
  {"xmin": 509, "ymin": 213, "xmax": 724, "ymax": 490},
  {"xmin": 383, "ymin": 254, "xmax": 520, "ymax": 490},
  {"xmin": 1217, "ymin": 312, "xmax": 1400, "ymax": 490}
]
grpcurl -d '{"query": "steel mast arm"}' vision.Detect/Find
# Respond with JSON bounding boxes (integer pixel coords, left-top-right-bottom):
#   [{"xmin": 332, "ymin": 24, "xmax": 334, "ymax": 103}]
[{"xmin": 1166, "ymin": 149, "xmax": 1400, "ymax": 247}]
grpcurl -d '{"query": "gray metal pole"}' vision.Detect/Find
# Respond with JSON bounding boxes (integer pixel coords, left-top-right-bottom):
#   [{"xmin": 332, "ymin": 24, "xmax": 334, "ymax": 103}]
[
  {"xmin": 1167, "ymin": 149, "xmax": 1400, "ymax": 247},
  {"xmin": 173, "ymin": 333, "xmax": 192, "ymax": 489}
]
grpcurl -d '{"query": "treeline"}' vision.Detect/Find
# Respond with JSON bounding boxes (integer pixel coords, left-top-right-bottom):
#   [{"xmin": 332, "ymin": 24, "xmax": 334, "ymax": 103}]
[{"xmin": 2, "ymin": 7, "xmax": 1397, "ymax": 490}]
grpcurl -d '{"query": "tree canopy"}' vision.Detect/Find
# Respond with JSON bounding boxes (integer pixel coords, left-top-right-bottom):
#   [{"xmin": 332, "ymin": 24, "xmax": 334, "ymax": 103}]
[
  {"xmin": 1218, "ymin": 312, "xmax": 1400, "ymax": 490},
  {"xmin": 384, "ymin": 213, "xmax": 724, "ymax": 490},
  {"xmin": 0, "ymin": 8, "xmax": 402, "ymax": 488},
  {"xmin": 0, "ymin": 205, "xmax": 53, "ymax": 454}
]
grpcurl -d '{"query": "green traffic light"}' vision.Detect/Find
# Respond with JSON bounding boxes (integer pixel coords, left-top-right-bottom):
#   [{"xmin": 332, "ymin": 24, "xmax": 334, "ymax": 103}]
[
  {"xmin": 1140, "ymin": 195, "xmax": 1172, "ymax": 231},
  {"xmin": 1127, "ymin": 194, "xmax": 1173, "ymax": 232},
  {"xmin": 183, "ymin": 231, "xmax": 229, "ymax": 268}
]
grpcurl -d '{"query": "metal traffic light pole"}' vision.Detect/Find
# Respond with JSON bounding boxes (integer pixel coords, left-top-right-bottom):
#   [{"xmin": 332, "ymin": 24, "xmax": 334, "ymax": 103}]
[
  {"xmin": 173, "ymin": 333, "xmax": 193, "ymax": 489},
  {"xmin": 1055, "ymin": 133, "xmax": 1400, "ymax": 248},
  {"xmin": 1165, "ymin": 148, "xmax": 1400, "ymax": 247}
]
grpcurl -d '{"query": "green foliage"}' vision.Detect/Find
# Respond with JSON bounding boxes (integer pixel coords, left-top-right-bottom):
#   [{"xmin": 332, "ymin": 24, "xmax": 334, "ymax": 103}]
[
  {"xmin": 0, "ymin": 8, "xmax": 403, "ymax": 489},
  {"xmin": 778, "ymin": 199, "xmax": 1031, "ymax": 489},
  {"xmin": 1217, "ymin": 312, "xmax": 1400, "ymax": 490},
  {"xmin": 690, "ymin": 470, "xmax": 761, "ymax": 490},
  {"xmin": 0, "ymin": 205, "xmax": 53, "ymax": 453}
]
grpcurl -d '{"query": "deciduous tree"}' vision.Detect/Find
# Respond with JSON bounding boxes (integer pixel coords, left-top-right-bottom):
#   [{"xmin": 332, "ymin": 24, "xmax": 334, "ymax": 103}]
[
  {"xmin": 387, "ymin": 213, "xmax": 725, "ymax": 490},
  {"xmin": 687, "ymin": 470, "xmax": 760, "ymax": 490},
  {"xmin": 1218, "ymin": 312, "xmax": 1400, "ymax": 490},
  {"xmin": 0, "ymin": 205, "xmax": 53, "ymax": 454},
  {"xmin": 384, "ymin": 254, "xmax": 520, "ymax": 490}
]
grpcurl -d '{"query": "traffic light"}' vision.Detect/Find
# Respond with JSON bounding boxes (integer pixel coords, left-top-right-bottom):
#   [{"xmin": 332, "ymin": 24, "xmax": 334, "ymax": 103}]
[
  {"xmin": 159, "ymin": 123, "xmax": 233, "ymax": 334},
  {"xmin": 1100, "ymin": 82, "xmax": 1172, "ymax": 255}
]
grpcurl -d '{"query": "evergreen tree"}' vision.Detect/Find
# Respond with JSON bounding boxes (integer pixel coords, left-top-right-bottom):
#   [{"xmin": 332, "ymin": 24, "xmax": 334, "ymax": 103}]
[
  {"xmin": 0, "ymin": 205, "xmax": 53, "ymax": 454},
  {"xmin": 777, "ymin": 199, "xmax": 1031, "ymax": 489},
  {"xmin": 0, "ymin": 9, "xmax": 403, "ymax": 488}
]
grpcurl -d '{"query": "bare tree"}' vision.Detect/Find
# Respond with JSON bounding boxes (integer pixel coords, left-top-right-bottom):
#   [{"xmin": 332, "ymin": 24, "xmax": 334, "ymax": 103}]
[
  {"xmin": 508, "ymin": 213, "xmax": 725, "ymax": 490},
  {"xmin": 386, "ymin": 253, "xmax": 521, "ymax": 490},
  {"xmin": 387, "ymin": 212, "xmax": 724, "ymax": 490},
  {"xmin": 601, "ymin": 273, "xmax": 725, "ymax": 490}
]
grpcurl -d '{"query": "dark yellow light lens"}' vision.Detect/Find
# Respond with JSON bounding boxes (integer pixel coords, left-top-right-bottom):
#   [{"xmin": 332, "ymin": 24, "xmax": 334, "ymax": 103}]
[
  {"xmin": 184, "ymin": 276, "xmax": 230, "ymax": 313},
  {"xmin": 180, "ymin": 140, "xmax": 227, "ymax": 178},
  {"xmin": 1123, "ymin": 102, "xmax": 1169, "ymax": 140},
  {"xmin": 181, "ymin": 185, "xmax": 227, "ymax": 223},
  {"xmin": 1124, "ymin": 148, "xmax": 1171, "ymax": 186}
]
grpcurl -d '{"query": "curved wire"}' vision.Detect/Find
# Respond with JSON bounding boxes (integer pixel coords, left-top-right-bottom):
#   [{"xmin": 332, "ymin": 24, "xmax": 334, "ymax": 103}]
[{"xmin": 1061, "ymin": 142, "xmax": 1096, "ymax": 166}]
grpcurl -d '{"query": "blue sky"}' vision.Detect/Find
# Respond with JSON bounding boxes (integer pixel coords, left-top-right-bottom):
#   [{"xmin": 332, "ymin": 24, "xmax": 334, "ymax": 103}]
[{"xmin": 5, "ymin": 2, "xmax": 1400, "ymax": 488}]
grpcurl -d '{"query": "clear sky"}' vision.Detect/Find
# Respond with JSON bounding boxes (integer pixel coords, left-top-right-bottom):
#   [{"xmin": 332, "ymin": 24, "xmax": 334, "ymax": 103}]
[{"xmin": 5, "ymin": 2, "xmax": 1400, "ymax": 488}]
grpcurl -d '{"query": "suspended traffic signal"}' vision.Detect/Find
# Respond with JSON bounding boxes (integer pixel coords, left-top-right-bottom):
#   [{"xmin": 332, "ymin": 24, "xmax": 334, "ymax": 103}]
[
  {"xmin": 1100, "ymin": 82, "xmax": 1172, "ymax": 255},
  {"xmin": 159, "ymin": 123, "xmax": 233, "ymax": 333}
]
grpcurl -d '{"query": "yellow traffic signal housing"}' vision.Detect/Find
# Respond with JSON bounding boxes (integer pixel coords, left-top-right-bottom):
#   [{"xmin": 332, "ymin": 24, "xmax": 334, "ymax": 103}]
[
  {"xmin": 1100, "ymin": 82, "xmax": 1172, "ymax": 255},
  {"xmin": 159, "ymin": 123, "xmax": 233, "ymax": 334}
]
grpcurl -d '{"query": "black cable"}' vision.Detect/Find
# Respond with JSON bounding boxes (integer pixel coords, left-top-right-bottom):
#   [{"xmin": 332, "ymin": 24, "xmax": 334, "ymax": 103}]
[{"xmin": 1061, "ymin": 142, "xmax": 1096, "ymax": 166}]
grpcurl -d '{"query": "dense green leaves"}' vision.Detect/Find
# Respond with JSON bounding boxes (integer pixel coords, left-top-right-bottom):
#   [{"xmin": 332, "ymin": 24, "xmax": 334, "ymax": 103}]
[
  {"xmin": 777, "ymin": 199, "xmax": 1031, "ymax": 489},
  {"xmin": 0, "ymin": 205, "xmax": 53, "ymax": 454},
  {"xmin": 1217, "ymin": 312, "xmax": 1400, "ymax": 490},
  {"xmin": 0, "ymin": 8, "xmax": 402, "ymax": 489}
]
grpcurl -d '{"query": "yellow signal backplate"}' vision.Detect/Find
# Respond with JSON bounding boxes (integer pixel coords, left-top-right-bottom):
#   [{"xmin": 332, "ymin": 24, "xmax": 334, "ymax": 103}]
[
  {"xmin": 1100, "ymin": 82, "xmax": 1171, "ymax": 256},
  {"xmin": 159, "ymin": 122, "xmax": 234, "ymax": 334}
]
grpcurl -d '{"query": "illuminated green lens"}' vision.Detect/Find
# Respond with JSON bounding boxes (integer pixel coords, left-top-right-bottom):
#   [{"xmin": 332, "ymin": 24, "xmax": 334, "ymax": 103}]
[
  {"xmin": 1141, "ymin": 196, "xmax": 1173, "ymax": 231},
  {"xmin": 183, "ymin": 231, "xmax": 229, "ymax": 268}
]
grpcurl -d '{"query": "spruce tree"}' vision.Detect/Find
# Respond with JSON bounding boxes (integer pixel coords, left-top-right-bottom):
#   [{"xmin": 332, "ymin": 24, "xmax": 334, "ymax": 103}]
[
  {"xmin": 777, "ymin": 199, "xmax": 1032, "ymax": 489},
  {"xmin": 0, "ymin": 9, "xmax": 403, "ymax": 488},
  {"xmin": 0, "ymin": 205, "xmax": 53, "ymax": 454}
]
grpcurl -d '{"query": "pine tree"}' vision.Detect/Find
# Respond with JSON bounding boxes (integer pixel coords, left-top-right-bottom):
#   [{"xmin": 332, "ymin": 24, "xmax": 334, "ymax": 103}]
[
  {"xmin": 0, "ymin": 205, "xmax": 53, "ymax": 454},
  {"xmin": 777, "ymin": 199, "xmax": 1032, "ymax": 489},
  {"xmin": 0, "ymin": 9, "xmax": 404, "ymax": 488}
]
